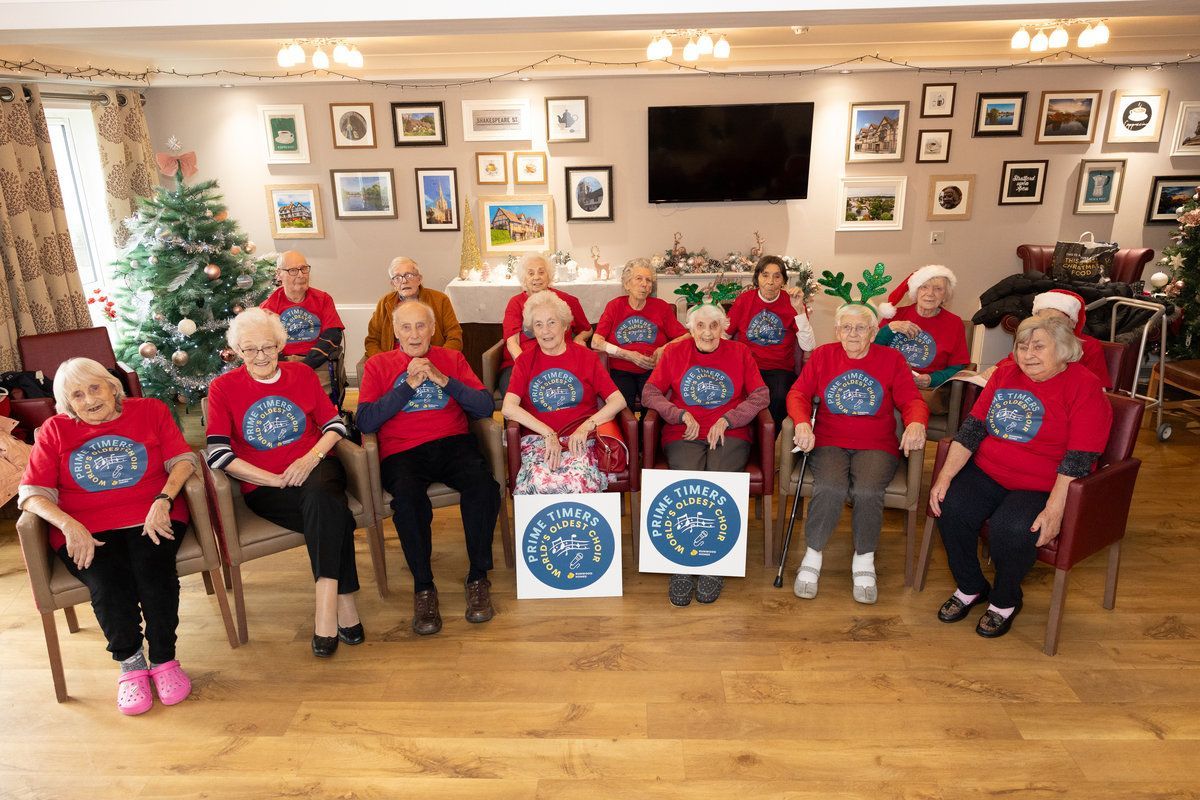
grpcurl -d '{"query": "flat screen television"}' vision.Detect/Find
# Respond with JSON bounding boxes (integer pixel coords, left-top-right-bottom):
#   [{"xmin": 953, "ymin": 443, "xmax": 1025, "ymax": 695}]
[{"xmin": 647, "ymin": 102, "xmax": 814, "ymax": 203}]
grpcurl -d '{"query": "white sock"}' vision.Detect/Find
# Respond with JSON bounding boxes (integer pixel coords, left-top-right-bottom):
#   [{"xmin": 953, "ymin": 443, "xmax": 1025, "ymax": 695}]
[
  {"xmin": 799, "ymin": 547, "xmax": 823, "ymax": 575},
  {"xmin": 953, "ymin": 589, "xmax": 980, "ymax": 605},
  {"xmin": 852, "ymin": 551, "xmax": 876, "ymax": 588}
]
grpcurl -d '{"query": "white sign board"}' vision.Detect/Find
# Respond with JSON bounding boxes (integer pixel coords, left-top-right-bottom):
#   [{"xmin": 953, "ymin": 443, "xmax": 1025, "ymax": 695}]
[
  {"xmin": 515, "ymin": 493, "xmax": 623, "ymax": 599},
  {"xmin": 639, "ymin": 469, "xmax": 750, "ymax": 577}
]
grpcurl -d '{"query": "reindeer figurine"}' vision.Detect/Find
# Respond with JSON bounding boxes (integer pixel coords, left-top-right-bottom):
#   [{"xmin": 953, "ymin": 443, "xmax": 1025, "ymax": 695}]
[
  {"xmin": 672, "ymin": 231, "xmax": 687, "ymax": 257},
  {"xmin": 590, "ymin": 245, "xmax": 611, "ymax": 281},
  {"xmin": 749, "ymin": 231, "xmax": 765, "ymax": 261},
  {"xmin": 818, "ymin": 261, "xmax": 892, "ymax": 311}
]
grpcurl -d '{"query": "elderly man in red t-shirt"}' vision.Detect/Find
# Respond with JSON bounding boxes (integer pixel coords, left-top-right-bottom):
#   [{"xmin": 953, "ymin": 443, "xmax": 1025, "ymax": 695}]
[
  {"xmin": 356, "ymin": 302, "xmax": 500, "ymax": 636},
  {"xmin": 260, "ymin": 250, "xmax": 345, "ymax": 391}
]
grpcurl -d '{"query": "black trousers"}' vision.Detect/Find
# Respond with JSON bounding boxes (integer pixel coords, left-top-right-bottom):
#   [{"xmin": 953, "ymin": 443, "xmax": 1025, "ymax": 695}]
[
  {"xmin": 610, "ymin": 368, "xmax": 649, "ymax": 412},
  {"xmin": 57, "ymin": 520, "xmax": 186, "ymax": 664},
  {"xmin": 937, "ymin": 458, "xmax": 1049, "ymax": 609},
  {"xmin": 760, "ymin": 368, "xmax": 796, "ymax": 429},
  {"xmin": 381, "ymin": 433, "xmax": 500, "ymax": 592},
  {"xmin": 243, "ymin": 457, "xmax": 360, "ymax": 594}
]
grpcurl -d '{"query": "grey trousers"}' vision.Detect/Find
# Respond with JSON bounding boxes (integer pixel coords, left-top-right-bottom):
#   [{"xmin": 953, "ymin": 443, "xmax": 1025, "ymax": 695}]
[
  {"xmin": 664, "ymin": 438, "xmax": 751, "ymax": 472},
  {"xmin": 803, "ymin": 446, "xmax": 898, "ymax": 555}
]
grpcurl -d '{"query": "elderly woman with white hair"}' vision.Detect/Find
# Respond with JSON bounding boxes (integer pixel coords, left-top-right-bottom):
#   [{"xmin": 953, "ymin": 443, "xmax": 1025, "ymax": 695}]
[
  {"xmin": 592, "ymin": 258, "xmax": 689, "ymax": 411},
  {"xmin": 205, "ymin": 308, "xmax": 361, "ymax": 659},
  {"xmin": 503, "ymin": 290, "xmax": 626, "ymax": 495},
  {"xmin": 641, "ymin": 302, "xmax": 769, "ymax": 606},
  {"xmin": 363, "ymin": 256, "xmax": 463, "ymax": 358},
  {"xmin": 497, "ymin": 253, "xmax": 592, "ymax": 396},
  {"xmin": 876, "ymin": 265, "xmax": 968, "ymax": 400},
  {"xmin": 19, "ymin": 357, "xmax": 198, "ymax": 715}
]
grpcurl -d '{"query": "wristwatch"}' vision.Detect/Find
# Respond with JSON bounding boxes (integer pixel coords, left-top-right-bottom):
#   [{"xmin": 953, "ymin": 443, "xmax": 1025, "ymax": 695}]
[{"xmin": 154, "ymin": 492, "xmax": 174, "ymax": 509}]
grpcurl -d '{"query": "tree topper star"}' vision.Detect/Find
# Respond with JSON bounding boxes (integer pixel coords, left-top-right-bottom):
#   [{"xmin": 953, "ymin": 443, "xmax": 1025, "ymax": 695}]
[{"xmin": 165, "ymin": 135, "xmax": 182, "ymax": 152}]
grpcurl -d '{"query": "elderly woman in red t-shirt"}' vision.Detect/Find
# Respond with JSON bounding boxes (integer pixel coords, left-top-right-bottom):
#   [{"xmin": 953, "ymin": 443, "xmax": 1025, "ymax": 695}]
[
  {"xmin": 787, "ymin": 302, "xmax": 928, "ymax": 605},
  {"xmin": 503, "ymin": 290, "xmax": 626, "ymax": 495},
  {"xmin": 928, "ymin": 315, "xmax": 1112, "ymax": 638},
  {"xmin": 982, "ymin": 288, "xmax": 1111, "ymax": 389},
  {"xmin": 19, "ymin": 357, "xmax": 198, "ymax": 715}
]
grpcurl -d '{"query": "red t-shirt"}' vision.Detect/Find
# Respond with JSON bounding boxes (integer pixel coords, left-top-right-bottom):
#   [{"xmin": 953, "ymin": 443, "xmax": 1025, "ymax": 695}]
[
  {"xmin": 726, "ymin": 289, "xmax": 800, "ymax": 372},
  {"xmin": 508, "ymin": 341, "xmax": 617, "ymax": 434},
  {"xmin": 996, "ymin": 333, "xmax": 1111, "ymax": 389},
  {"xmin": 22, "ymin": 397, "xmax": 191, "ymax": 549},
  {"xmin": 500, "ymin": 288, "xmax": 591, "ymax": 370},
  {"xmin": 595, "ymin": 296, "xmax": 688, "ymax": 374},
  {"xmin": 206, "ymin": 362, "xmax": 339, "ymax": 493},
  {"xmin": 646, "ymin": 338, "xmax": 766, "ymax": 445},
  {"xmin": 786, "ymin": 343, "xmax": 928, "ymax": 453},
  {"xmin": 260, "ymin": 286, "xmax": 345, "ymax": 358},
  {"xmin": 970, "ymin": 360, "xmax": 1111, "ymax": 492},
  {"xmin": 358, "ymin": 346, "xmax": 483, "ymax": 458},
  {"xmin": 881, "ymin": 305, "xmax": 969, "ymax": 374}
]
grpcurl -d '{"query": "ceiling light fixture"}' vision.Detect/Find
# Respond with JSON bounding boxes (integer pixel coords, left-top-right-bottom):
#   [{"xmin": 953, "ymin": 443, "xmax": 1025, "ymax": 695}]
[
  {"xmin": 276, "ymin": 46, "xmax": 293, "ymax": 67},
  {"xmin": 697, "ymin": 32, "xmax": 714, "ymax": 55},
  {"xmin": 1010, "ymin": 19, "xmax": 1111, "ymax": 52},
  {"xmin": 274, "ymin": 39, "xmax": 364, "ymax": 70},
  {"xmin": 347, "ymin": 47, "xmax": 364, "ymax": 68},
  {"xmin": 1010, "ymin": 27, "xmax": 1031, "ymax": 48},
  {"xmin": 332, "ymin": 43, "xmax": 350, "ymax": 64},
  {"xmin": 683, "ymin": 37, "xmax": 699, "ymax": 62},
  {"xmin": 646, "ymin": 29, "xmax": 728, "ymax": 62},
  {"xmin": 1030, "ymin": 29, "xmax": 1049, "ymax": 52},
  {"xmin": 1093, "ymin": 20, "xmax": 1110, "ymax": 44},
  {"xmin": 312, "ymin": 47, "xmax": 330, "ymax": 70},
  {"xmin": 713, "ymin": 35, "xmax": 730, "ymax": 59},
  {"xmin": 1048, "ymin": 25, "xmax": 1069, "ymax": 48},
  {"xmin": 1078, "ymin": 24, "xmax": 1095, "ymax": 48}
]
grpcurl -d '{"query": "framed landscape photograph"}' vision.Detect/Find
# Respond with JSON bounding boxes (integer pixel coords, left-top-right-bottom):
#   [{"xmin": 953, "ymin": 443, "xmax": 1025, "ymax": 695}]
[
  {"xmin": 461, "ymin": 99, "xmax": 531, "ymax": 142},
  {"xmin": 258, "ymin": 104, "xmax": 309, "ymax": 164},
  {"xmin": 475, "ymin": 152, "xmax": 507, "ymax": 184},
  {"xmin": 846, "ymin": 101, "xmax": 908, "ymax": 163},
  {"xmin": 1107, "ymin": 89, "xmax": 1169, "ymax": 144},
  {"xmin": 329, "ymin": 168, "xmax": 398, "ymax": 220},
  {"xmin": 1145, "ymin": 175, "xmax": 1200, "ymax": 225},
  {"xmin": 565, "ymin": 166, "xmax": 613, "ymax": 222},
  {"xmin": 390, "ymin": 101, "xmax": 446, "ymax": 147},
  {"xmin": 1075, "ymin": 159, "xmax": 1127, "ymax": 215},
  {"xmin": 265, "ymin": 184, "xmax": 323, "ymax": 239},
  {"xmin": 835, "ymin": 176, "xmax": 906, "ymax": 231},
  {"xmin": 973, "ymin": 92, "xmax": 1027, "ymax": 137},
  {"xmin": 921, "ymin": 83, "xmax": 956, "ymax": 118},
  {"xmin": 513, "ymin": 151, "xmax": 548, "ymax": 185},
  {"xmin": 915, "ymin": 129, "xmax": 952, "ymax": 163},
  {"xmin": 415, "ymin": 168, "xmax": 460, "ymax": 232},
  {"xmin": 329, "ymin": 102, "xmax": 376, "ymax": 148},
  {"xmin": 927, "ymin": 174, "xmax": 974, "ymax": 221},
  {"xmin": 1170, "ymin": 101, "xmax": 1200, "ymax": 156},
  {"xmin": 546, "ymin": 96, "xmax": 589, "ymax": 142},
  {"xmin": 998, "ymin": 160, "xmax": 1049, "ymax": 205},
  {"xmin": 1035, "ymin": 90, "xmax": 1102, "ymax": 144},
  {"xmin": 480, "ymin": 195, "xmax": 554, "ymax": 256}
]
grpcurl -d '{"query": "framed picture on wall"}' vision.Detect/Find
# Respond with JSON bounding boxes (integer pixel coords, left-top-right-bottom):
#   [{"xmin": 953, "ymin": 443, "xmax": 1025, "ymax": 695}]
[
  {"xmin": 1170, "ymin": 101, "xmax": 1200, "ymax": 156},
  {"xmin": 998, "ymin": 160, "xmax": 1049, "ymax": 205},
  {"xmin": 1075, "ymin": 159, "xmax": 1127, "ymax": 215},
  {"xmin": 480, "ymin": 195, "xmax": 554, "ymax": 256},
  {"xmin": 565, "ymin": 166, "xmax": 613, "ymax": 221},
  {"xmin": 415, "ymin": 168, "xmax": 460, "ymax": 232},
  {"xmin": 475, "ymin": 152, "xmax": 507, "ymax": 184},
  {"xmin": 926, "ymin": 174, "xmax": 974, "ymax": 221},
  {"xmin": 546, "ymin": 96, "xmax": 589, "ymax": 142},
  {"xmin": 265, "ymin": 184, "xmax": 324, "ymax": 239},
  {"xmin": 846, "ymin": 101, "xmax": 908, "ymax": 163},
  {"xmin": 1107, "ymin": 89, "xmax": 1169, "ymax": 144},
  {"xmin": 258, "ymin": 104, "xmax": 310, "ymax": 164},
  {"xmin": 513, "ymin": 151, "xmax": 547, "ymax": 185},
  {"xmin": 461, "ymin": 99, "xmax": 531, "ymax": 141},
  {"xmin": 835, "ymin": 176, "xmax": 906, "ymax": 231},
  {"xmin": 973, "ymin": 92, "xmax": 1027, "ymax": 137},
  {"xmin": 1145, "ymin": 175, "xmax": 1200, "ymax": 225},
  {"xmin": 1035, "ymin": 90, "xmax": 1102, "ymax": 144},
  {"xmin": 329, "ymin": 102, "xmax": 376, "ymax": 148},
  {"xmin": 329, "ymin": 168, "xmax": 398, "ymax": 219},
  {"xmin": 920, "ymin": 83, "xmax": 956, "ymax": 117},
  {"xmin": 915, "ymin": 129, "xmax": 952, "ymax": 162},
  {"xmin": 390, "ymin": 101, "xmax": 446, "ymax": 146}
]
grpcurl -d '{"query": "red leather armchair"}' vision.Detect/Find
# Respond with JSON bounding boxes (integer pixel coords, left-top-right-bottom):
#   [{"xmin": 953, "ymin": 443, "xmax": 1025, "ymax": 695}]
[
  {"xmin": 1016, "ymin": 243, "xmax": 1154, "ymax": 285},
  {"xmin": 914, "ymin": 392, "xmax": 1144, "ymax": 655}
]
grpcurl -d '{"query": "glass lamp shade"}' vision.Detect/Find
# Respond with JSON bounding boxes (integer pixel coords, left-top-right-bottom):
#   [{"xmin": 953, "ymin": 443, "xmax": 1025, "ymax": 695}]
[
  {"xmin": 1030, "ymin": 30, "xmax": 1049, "ymax": 52},
  {"xmin": 276, "ymin": 46, "xmax": 293, "ymax": 67},
  {"xmin": 347, "ymin": 47, "xmax": 364, "ymax": 68},
  {"xmin": 697, "ymin": 33, "xmax": 714, "ymax": 55},
  {"xmin": 312, "ymin": 48, "xmax": 330, "ymax": 69},
  {"xmin": 1048, "ymin": 26, "xmax": 1069, "ymax": 48},
  {"xmin": 1011, "ymin": 27, "xmax": 1031, "ymax": 49},
  {"xmin": 1094, "ymin": 20, "xmax": 1110, "ymax": 44},
  {"xmin": 713, "ymin": 36, "xmax": 730, "ymax": 58}
]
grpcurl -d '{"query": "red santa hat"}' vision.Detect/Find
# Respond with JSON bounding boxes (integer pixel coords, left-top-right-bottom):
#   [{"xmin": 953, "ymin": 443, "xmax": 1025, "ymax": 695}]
[
  {"xmin": 1032, "ymin": 289, "xmax": 1087, "ymax": 335},
  {"xmin": 879, "ymin": 264, "xmax": 957, "ymax": 319}
]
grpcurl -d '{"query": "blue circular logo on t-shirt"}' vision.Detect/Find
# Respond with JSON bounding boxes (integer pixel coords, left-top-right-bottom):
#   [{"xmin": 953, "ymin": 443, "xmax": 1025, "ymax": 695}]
[
  {"xmin": 69, "ymin": 435, "xmax": 148, "ymax": 492},
  {"xmin": 646, "ymin": 478, "xmax": 741, "ymax": 567},
  {"xmin": 614, "ymin": 315, "xmax": 658, "ymax": 345},
  {"xmin": 523, "ymin": 501, "xmax": 615, "ymax": 589},
  {"xmin": 746, "ymin": 309, "xmax": 785, "ymax": 346},
  {"xmin": 986, "ymin": 389, "xmax": 1045, "ymax": 443},
  {"xmin": 825, "ymin": 369, "xmax": 884, "ymax": 416},
  {"xmin": 528, "ymin": 368, "xmax": 584, "ymax": 412},
  {"xmin": 890, "ymin": 329, "xmax": 937, "ymax": 369},
  {"xmin": 279, "ymin": 306, "xmax": 320, "ymax": 344},
  {"xmin": 243, "ymin": 395, "xmax": 307, "ymax": 450},
  {"xmin": 394, "ymin": 372, "xmax": 449, "ymax": 411},
  {"xmin": 679, "ymin": 366, "xmax": 734, "ymax": 408}
]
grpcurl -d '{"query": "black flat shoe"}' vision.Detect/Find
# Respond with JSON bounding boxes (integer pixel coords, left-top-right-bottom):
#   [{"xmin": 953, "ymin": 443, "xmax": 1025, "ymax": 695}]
[
  {"xmin": 938, "ymin": 590, "xmax": 990, "ymax": 623},
  {"xmin": 312, "ymin": 633, "xmax": 339, "ymax": 658},
  {"xmin": 976, "ymin": 600, "xmax": 1022, "ymax": 639},
  {"xmin": 338, "ymin": 623, "xmax": 365, "ymax": 645}
]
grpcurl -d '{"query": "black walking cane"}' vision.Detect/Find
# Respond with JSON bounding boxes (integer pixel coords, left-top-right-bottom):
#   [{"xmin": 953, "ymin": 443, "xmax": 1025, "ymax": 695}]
[{"xmin": 773, "ymin": 401, "xmax": 818, "ymax": 588}]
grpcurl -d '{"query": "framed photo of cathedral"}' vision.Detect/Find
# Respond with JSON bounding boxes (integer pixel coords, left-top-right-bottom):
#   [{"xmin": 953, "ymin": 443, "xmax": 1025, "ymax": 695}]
[
  {"xmin": 846, "ymin": 101, "xmax": 908, "ymax": 163},
  {"xmin": 415, "ymin": 168, "xmax": 460, "ymax": 232}
]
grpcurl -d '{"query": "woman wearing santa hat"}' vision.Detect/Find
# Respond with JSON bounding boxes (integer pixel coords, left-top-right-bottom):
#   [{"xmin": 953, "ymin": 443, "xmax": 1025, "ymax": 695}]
[{"xmin": 984, "ymin": 289, "xmax": 1110, "ymax": 388}]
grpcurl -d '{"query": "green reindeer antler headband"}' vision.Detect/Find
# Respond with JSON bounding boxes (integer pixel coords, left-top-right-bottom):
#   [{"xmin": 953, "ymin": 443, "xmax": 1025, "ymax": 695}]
[
  {"xmin": 817, "ymin": 262, "xmax": 892, "ymax": 317},
  {"xmin": 674, "ymin": 281, "xmax": 743, "ymax": 309}
]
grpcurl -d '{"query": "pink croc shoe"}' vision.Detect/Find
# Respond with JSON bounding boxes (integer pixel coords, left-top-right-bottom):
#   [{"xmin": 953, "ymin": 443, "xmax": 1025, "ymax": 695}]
[
  {"xmin": 149, "ymin": 660, "xmax": 192, "ymax": 706},
  {"xmin": 116, "ymin": 669, "xmax": 154, "ymax": 716}
]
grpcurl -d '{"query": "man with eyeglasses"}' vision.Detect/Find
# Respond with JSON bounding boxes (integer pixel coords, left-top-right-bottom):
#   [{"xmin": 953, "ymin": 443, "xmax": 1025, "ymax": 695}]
[
  {"xmin": 364, "ymin": 257, "xmax": 463, "ymax": 359},
  {"xmin": 260, "ymin": 251, "xmax": 345, "ymax": 393}
]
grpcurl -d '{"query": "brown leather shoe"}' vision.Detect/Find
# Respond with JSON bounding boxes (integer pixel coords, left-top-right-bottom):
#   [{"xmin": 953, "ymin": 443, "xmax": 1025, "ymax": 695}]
[
  {"xmin": 465, "ymin": 578, "xmax": 495, "ymax": 623},
  {"xmin": 412, "ymin": 588, "xmax": 442, "ymax": 635}
]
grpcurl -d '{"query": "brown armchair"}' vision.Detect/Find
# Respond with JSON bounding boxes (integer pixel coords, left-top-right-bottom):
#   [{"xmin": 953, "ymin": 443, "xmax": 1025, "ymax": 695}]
[
  {"xmin": 481, "ymin": 340, "xmax": 505, "ymax": 411},
  {"xmin": 1015, "ymin": 243, "xmax": 1154, "ymax": 285}
]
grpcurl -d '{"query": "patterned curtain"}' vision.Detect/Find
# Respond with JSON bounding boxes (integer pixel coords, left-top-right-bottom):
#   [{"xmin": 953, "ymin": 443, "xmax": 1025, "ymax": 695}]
[
  {"xmin": 91, "ymin": 88, "xmax": 156, "ymax": 248},
  {"xmin": 0, "ymin": 83, "xmax": 92, "ymax": 371}
]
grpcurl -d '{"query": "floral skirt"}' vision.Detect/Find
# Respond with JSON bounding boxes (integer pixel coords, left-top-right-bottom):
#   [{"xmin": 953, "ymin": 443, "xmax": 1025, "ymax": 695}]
[{"xmin": 514, "ymin": 435, "xmax": 608, "ymax": 495}]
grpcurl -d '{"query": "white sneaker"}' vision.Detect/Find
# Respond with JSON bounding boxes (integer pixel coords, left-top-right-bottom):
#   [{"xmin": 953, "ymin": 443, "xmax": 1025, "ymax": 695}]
[{"xmin": 793, "ymin": 565, "xmax": 820, "ymax": 599}]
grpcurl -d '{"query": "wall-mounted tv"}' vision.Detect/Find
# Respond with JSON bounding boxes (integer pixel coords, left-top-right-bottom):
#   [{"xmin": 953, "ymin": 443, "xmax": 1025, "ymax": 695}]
[{"xmin": 647, "ymin": 102, "xmax": 814, "ymax": 203}]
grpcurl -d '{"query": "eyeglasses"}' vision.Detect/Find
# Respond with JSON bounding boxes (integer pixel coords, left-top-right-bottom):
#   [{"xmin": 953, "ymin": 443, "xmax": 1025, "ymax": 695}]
[
  {"xmin": 240, "ymin": 345, "xmax": 279, "ymax": 358},
  {"xmin": 390, "ymin": 272, "xmax": 420, "ymax": 283},
  {"xmin": 279, "ymin": 265, "xmax": 311, "ymax": 277},
  {"xmin": 837, "ymin": 324, "xmax": 873, "ymax": 335}
]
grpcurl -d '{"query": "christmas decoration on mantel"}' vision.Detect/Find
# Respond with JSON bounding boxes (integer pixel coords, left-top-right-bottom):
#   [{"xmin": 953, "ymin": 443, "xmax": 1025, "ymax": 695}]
[{"xmin": 1161, "ymin": 184, "xmax": 1200, "ymax": 359}]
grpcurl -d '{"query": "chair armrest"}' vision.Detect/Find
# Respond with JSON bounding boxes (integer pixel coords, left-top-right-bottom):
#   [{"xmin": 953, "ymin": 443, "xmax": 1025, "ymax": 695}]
[
  {"xmin": 755, "ymin": 408, "xmax": 776, "ymax": 494},
  {"xmin": 116, "ymin": 361, "xmax": 143, "ymax": 397},
  {"xmin": 960, "ymin": 383, "xmax": 982, "ymax": 423},
  {"xmin": 904, "ymin": 437, "xmax": 927, "ymax": 507},
  {"xmin": 181, "ymin": 472, "xmax": 220, "ymax": 569},
  {"xmin": 481, "ymin": 340, "xmax": 503, "ymax": 393},
  {"xmin": 1054, "ymin": 457, "xmax": 1141, "ymax": 569},
  {"xmin": 16, "ymin": 510, "xmax": 55, "ymax": 612},
  {"xmin": 333, "ymin": 438, "xmax": 373, "ymax": 515},
  {"xmin": 201, "ymin": 460, "xmax": 241, "ymax": 563},
  {"xmin": 504, "ymin": 418, "xmax": 521, "ymax": 491},
  {"xmin": 359, "ymin": 433, "xmax": 387, "ymax": 519},
  {"xmin": 470, "ymin": 417, "xmax": 507, "ymax": 492},
  {"xmin": 641, "ymin": 409, "xmax": 661, "ymax": 469},
  {"xmin": 944, "ymin": 379, "xmax": 964, "ymax": 435},
  {"xmin": 355, "ymin": 355, "xmax": 366, "ymax": 387},
  {"xmin": 617, "ymin": 407, "xmax": 640, "ymax": 490},
  {"xmin": 925, "ymin": 437, "xmax": 955, "ymax": 512},
  {"xmin": 777, "ymin": 417, "xmax": 797, "ymax": 490},
  {"xmin": 9, "ymin": 398, "xmax": 55, "ymax": 441}
]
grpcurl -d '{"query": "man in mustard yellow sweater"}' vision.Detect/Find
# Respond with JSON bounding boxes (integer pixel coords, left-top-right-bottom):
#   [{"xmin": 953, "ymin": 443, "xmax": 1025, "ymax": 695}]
[{"xmin": 364, "ymin": 257, "xmax": 463, "ymax": 358}]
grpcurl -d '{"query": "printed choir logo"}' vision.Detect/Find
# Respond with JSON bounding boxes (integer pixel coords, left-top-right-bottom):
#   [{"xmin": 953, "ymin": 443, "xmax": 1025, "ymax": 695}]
[
  {"xmin": 614, "ymin": 315, "xmax": 658, "ymax": 345},
  {"xmin": 890, "ymin": 329, "xmax": 937, "ymax": 369},
  {"xmin": 394, "ymin": 372, "xmax": 449, "ymax": 411},
  {"xmin": 679, "ymin": 366, "xmax": 734, "ymax": 408},
  {"xmin": 69, "ymin": 436, "xmax": 148, "ymax": 492},
  {"xmin": 825, "ymin": 369, "xmax": 884, "ymax": 416},
  {"xmin": 529, "ymin": 368, "xmax": 584, "ymax": 412},
  {"xmin": 522, "ymin": 501, "xmax": 615, "ymax": 589},
  {"xmin": 645, "ymin": 479, "xmax": 741, "ymax": 567},
  {"xmin": 746, "ymin": 309, "xmax": 785, "ymax": 346},
  {"xmin": 279, "ymin": 306, "xmax": 320, "ymax": 343},
  {"xmin": 243, "ymin": 395, "xmax": 307, "ymax": 450},
  {"xmin": 985, "ymin": 389, "xmax": 1044, "ymax": 442}
]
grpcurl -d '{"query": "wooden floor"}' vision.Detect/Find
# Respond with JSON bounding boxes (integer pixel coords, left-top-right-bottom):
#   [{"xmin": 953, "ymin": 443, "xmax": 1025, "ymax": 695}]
[{"xmin": 1, "ymin": 411, "xmax": 1199, "ymax": 799}]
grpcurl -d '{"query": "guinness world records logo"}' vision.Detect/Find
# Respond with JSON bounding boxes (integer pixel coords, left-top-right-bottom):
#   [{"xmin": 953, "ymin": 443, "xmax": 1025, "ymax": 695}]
[
  {"xmin": 279, "ymin": 306, "xmax": 320, "ymax": 343},
  {"xmin": 243, "ymin": 395, "xmax": 307, "ymax": 450},
  {"xmin": 985, "ymin": 389, "xmax": 1044, "ymax": 442},
  {"xmin": 890, "ymin": 329, "xmax": 937, "ymax": 369},
  {"xmin": 645, "ymin": 478, "xmax": 740, "ymax": 567},
  {"xmin": 69, "ymin": 435, "xmax": 148, "ymax": 492},
  {"xmin": 522, "ymin": 501, "xmax": 615, "ymax": 589}
]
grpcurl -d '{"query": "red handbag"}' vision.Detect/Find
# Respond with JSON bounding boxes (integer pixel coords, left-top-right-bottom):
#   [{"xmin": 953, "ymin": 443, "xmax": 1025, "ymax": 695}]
[{"xmin": 557, "ymin": 414, "xmax": 628, "ymax": 473}]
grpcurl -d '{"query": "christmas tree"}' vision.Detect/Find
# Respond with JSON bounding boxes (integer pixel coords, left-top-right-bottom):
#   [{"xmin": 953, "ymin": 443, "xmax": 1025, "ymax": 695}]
[
  {"xmin": 1162, "ymin": 184, "xmax": 1200, "ymax": 359},
  {"xmin": 110, "ymin": 149, "xmax": 276, "ymax": 411},
  {"xmin": 459, "ymin": 197, "xmax": 482, "ymax": 279}
]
